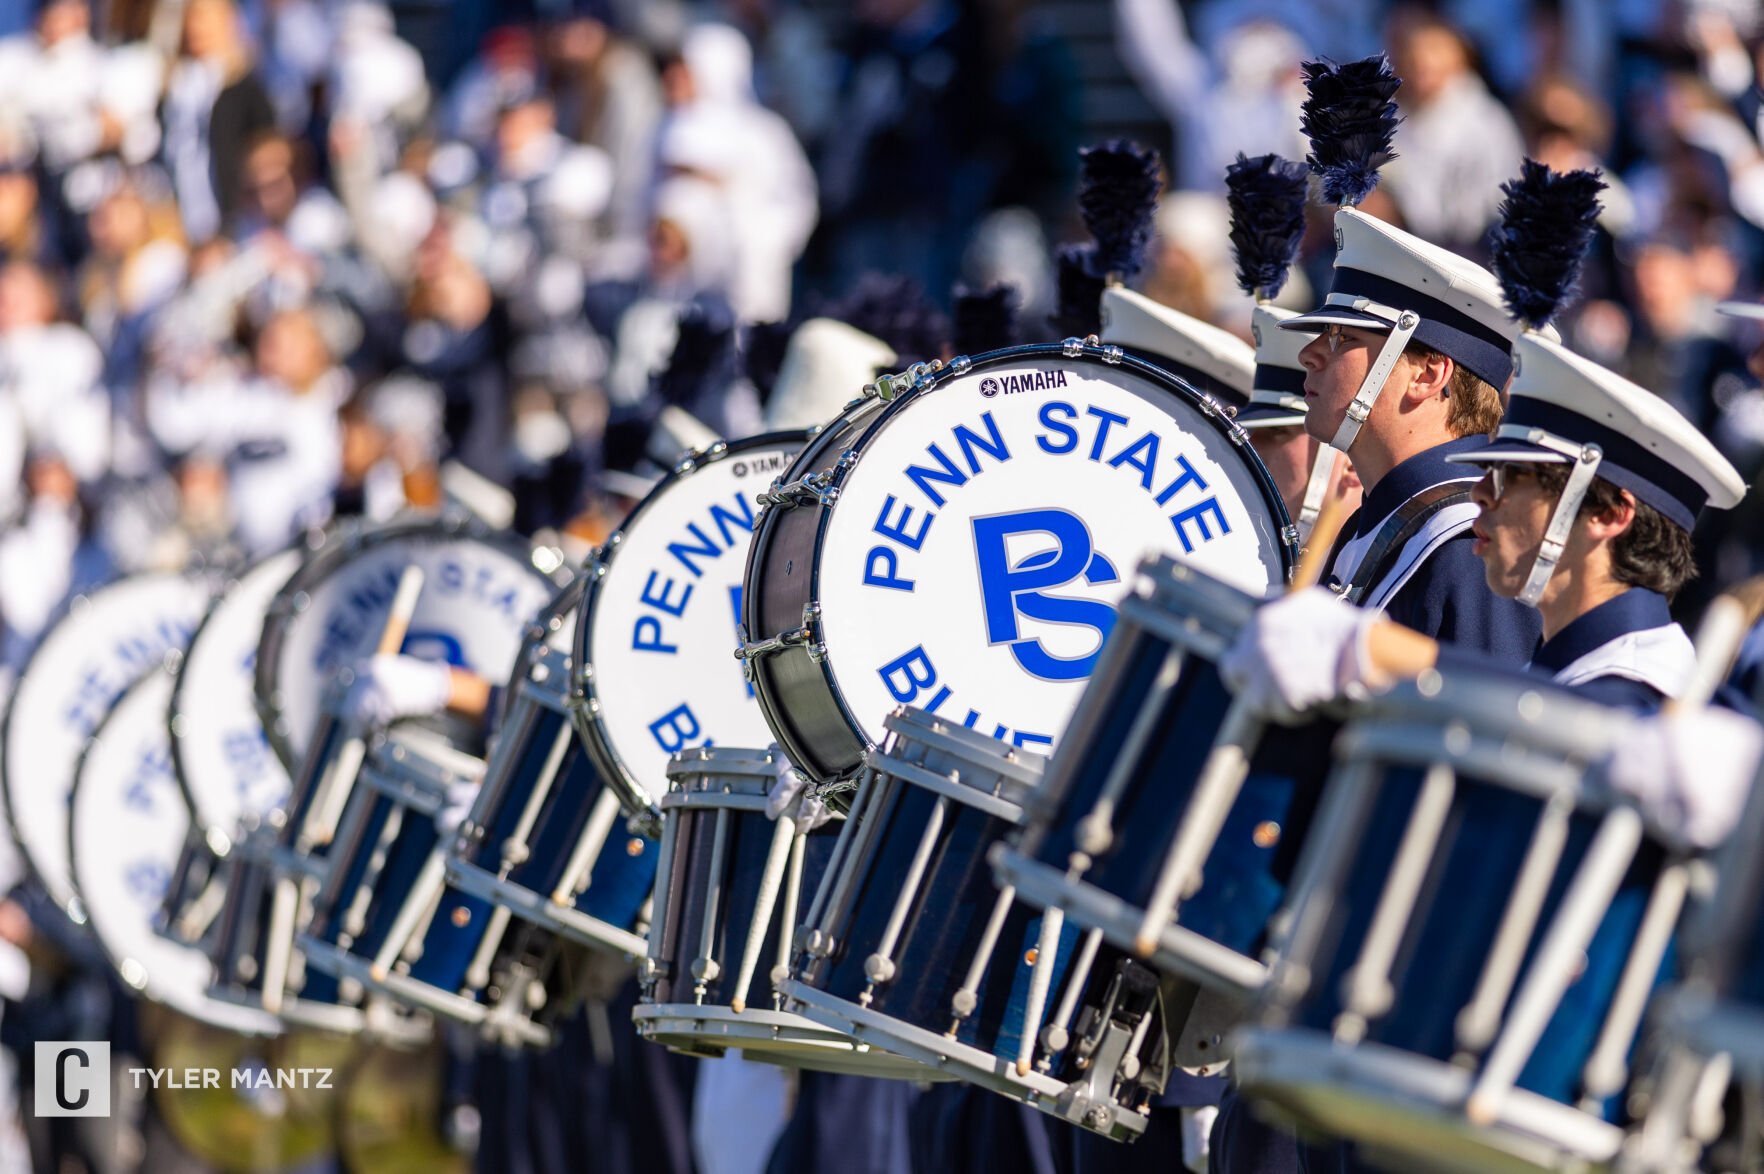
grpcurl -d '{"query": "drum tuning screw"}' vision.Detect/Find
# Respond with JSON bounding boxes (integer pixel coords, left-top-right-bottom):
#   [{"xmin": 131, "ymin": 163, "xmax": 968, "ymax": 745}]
[{"xmin": 1085, "ymin": 1107, "xmax": 1113, "ymax": 1131}]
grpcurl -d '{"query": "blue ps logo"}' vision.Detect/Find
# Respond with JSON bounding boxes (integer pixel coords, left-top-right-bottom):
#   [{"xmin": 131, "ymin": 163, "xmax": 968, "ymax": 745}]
[{"xmin": 972, "ymin": 508, "xmax": 1118, "ymax": 681}]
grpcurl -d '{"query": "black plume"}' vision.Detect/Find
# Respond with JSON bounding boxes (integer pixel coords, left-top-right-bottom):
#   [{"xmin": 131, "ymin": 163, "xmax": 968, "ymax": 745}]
[
  {"xmin": 951, "ymin": 283, "xmax": 1021, "ymax": 354},
  {"xmin": 1225, "ymin": 153, "xmax": 1310, "ymax": 300},
  {"xmin": 820, "ymin": 273, "xmax": 950, "ymax": 366},
  {"xmin": 1077, "ymin": 140, "xmax": 1162, "ymax": 281},
  {"xmin": 1048, "ymin": 243, "xmax": 1104, "ymax": 339},
  {"xmin": 1489, "ymin": 158, "xmax": 1606, "ymax": 331},
  {"xmin": 1300, "ymin": 55, "xmax": 1402, "ymax": 207},
  {"xmin": 742, "ymin": 319, "xmax": 795, "ymax": 401},
  {"xmin": 654, "ymin": 302, "xmax": 737, "ymax": 409}
]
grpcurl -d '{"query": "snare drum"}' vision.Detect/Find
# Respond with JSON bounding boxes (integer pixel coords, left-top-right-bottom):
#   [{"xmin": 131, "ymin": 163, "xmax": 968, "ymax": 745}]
[
  {"xmin": 992, "ymin": 555, "xmax": 1336, "ymax": 1060},
  {"xmin": 161, "ymin": 548, "xmax": 302, "ymax": 949},
  {"xmin": 4, "ymin": 571, "xmax": 213, "ymax": 913},
  {"xmin": 635, "ymin": 745, "xmax": 931, "ymax": 1077},
  {"xmin": 447, "ymin": 576, "xmax": 656, "ymax": 959},
  {"xmin": 1232, "ymin": 669, "xmax": 1677, "ymax": 1172},
  {"xmin": 739, "ymin": 341, "xmax": 1296, "ymax": 784},
  {"xmin": 783, "ymin": 707, "xmax": 1168, "ymax": 1141},
  {"xmin": 70, "ymin": 664, "xmax": 281, "ymax": 1036},
  {"xmin": 300, "ymin": 732, "xmax": 596, "ymax": 1047}
]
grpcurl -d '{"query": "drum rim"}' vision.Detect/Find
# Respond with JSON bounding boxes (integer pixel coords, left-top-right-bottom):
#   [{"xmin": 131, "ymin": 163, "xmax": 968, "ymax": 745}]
[
  {"xmin": 572, "ymin": 430, "xmax": 811, "ymax": 814},
  {"xmin": 493, "ymin": 573, "xmax": 586, "ymax": 732},
  {"xmin": 253, "ymin": 514, "xmax": 566, "ymax": 774},
  {"xmin": 742, "ymin": 340, "xmax": 1300, "ymax": 782},
  {"xmin": 68, "ymin": 663, "xmax": 284, "ymax": 1037},
  {"xmin": 168, "ymin": 546, "xmax": 304, "ymax": 836},
  {"xmin": 2, "ymin": 569, "xmax": 213, "ymax": 912}
]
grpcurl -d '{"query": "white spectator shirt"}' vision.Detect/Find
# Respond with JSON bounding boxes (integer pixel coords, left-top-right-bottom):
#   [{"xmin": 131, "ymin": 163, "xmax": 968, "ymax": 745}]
[{"xmin": 0, "ymin": 323, "xmax": 110, "ymax": 485}]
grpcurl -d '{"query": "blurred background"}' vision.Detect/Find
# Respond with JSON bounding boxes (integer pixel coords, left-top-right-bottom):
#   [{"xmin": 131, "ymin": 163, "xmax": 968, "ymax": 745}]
[{"xmin": 0, "ymin": 0, "xmax": 1759, "ymax": 687}]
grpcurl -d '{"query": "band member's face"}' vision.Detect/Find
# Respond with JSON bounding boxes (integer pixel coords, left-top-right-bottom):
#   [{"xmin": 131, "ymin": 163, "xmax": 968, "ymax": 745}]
[
  {"xmin": 1468, "ymin": 462, "xmax": 1554, "ymax": 598},
  {"xmin": 1297, "ymin": 324, "xmax": 1389, "ymax": 446}
]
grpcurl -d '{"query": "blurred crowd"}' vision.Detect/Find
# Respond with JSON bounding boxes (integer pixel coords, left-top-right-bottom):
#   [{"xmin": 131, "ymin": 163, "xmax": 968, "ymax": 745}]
[{"xmin": 1, "ymin": 0, "xmax": 1764, "ymax": 689}]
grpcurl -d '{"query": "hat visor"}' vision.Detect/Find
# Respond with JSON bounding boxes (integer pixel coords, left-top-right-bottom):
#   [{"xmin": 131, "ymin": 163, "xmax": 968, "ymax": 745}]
[
  {"xmin": 1236, "ymin": 403, "xmax": 1308, "ymax": 429},
  {"xmin": 1277, "ymin": 305, "xmax": 1395, "ymax": 334},
  {"xmin": 1443, "ymin": 439, "xmax": 1573, "ymax": 466}
]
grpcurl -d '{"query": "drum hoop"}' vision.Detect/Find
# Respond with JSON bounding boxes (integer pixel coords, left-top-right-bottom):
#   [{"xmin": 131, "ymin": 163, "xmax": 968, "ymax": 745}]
[
  {"xmin": 253, "ymin": 515, "xmax": 564, "ymax": 773},
  {"xmin": 657, "ymin": 789, "xmax": 774, "ymax": 813},
  {"xmin": 880, "ymin": 707, "xmax": 1046, "ymax": 789},
  {"xmin": 1335, "ymin": 721, "xmax": 1612, "ymax": 808},
  {"xmin": 493, "ymin": 573, "xmax": 587, "ymax": 731},
  {"xmin": 573, "ymin": 431, "xmax": 810, "ymax": 814},
  {"xmin": 168, "ymin": 547, "xmax": 303, "ymax": 834},
  {"xmin": 745, "ymin": 341, "xmax": 1300, "ymax": 781},
  {"xmin": 1362, "ymin": 669, "xmax": 1622, "ymax": 766},
  {"xmin": 2, "ymin": 570, "xmax": 212, "ymax": 912}
]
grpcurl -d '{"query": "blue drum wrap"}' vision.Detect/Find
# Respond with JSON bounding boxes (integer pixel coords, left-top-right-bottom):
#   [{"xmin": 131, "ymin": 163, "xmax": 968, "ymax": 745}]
[
  {"xmin": 1032, "ymin": 628, "xmax": 1323, "ymax": 959},
  {"xmin": 472, "ymin": 701, "xmax": 656, "ymax": 932},
  {"xmin": 213, "ymin": 852, "xmax": 342, "ymax": 1007},
  {"xmin": 820, "ymin": 781, "xmax": 1077, "ymax": 1059},
  {"xmin": 649, "ymin": 804, "xmax": 837, "ymax": 1008},
  {"xmin": 1289, "ymin": 766, "xmax": 1667, "ymax": 1117}
]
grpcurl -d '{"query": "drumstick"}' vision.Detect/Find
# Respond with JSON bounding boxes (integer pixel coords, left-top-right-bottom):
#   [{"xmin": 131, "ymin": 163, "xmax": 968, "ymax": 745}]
[
  {"xmin": 310, "ymin": 566, "xmax": 428, "ymax": 846},
  {"xmin": 1131, "ymin": 456, "xmax": 1355, "ymax": 959}
]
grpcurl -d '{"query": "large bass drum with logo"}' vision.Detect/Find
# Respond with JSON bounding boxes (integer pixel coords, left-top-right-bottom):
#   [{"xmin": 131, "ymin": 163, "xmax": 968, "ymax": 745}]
[
  {"xmin": 71, "ymin": 662, "xmax": 280, "ymax": 1036},
  {"xmin": 255, "ymin": 516, "xmax": 567, "ymax": 774},
  {"xmin": 161, "ymin": 548, "xmax": 303, "ymax": 950},
  {"xmin": 5, "ymin": 571, "xmax": 214, "ymax": 913},
  {"xmin": 738, "ymin": 342, "xmax": 1296, "ymax": 782},
  {"xmin": 571, "ymin": 432, "xmax": 807, "ymax": 813}
]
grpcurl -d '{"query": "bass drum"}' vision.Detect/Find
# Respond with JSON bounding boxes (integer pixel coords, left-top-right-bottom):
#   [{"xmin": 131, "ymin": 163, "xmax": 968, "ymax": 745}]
[
  {"xmin": 70, "ymin": 664, "xmax": 281, "ymax": 1036},
  {"xmin": 4, "ymin": 572, "xmax": 214, "ymax": 912},
  {"xmin": 162, "ymin": 548, "xmax": 304, "ymax": 948},
  {"xmin": 740, "ymin": 342, "xmax": 1297, "ymax": 781},
  {"xmin": 256, "ymin": 517, "xmax": 567, "ymax": 773},
  {"xmin": 572, "ymin": 432, "xmax": 807, "ymax": 811}
]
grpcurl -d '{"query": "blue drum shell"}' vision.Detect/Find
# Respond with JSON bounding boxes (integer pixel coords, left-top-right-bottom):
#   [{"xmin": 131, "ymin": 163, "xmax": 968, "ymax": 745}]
[
  {"xmin": 310, "ymin": 789, "xmax": 494, "ymax": 997},
  {"xmin": 815, "ymin": 780, "xmax": 1080, "ymax": 1063},
  {"xmin": 1286, "ymin": 763, "xmax": 1666, "ymax": 1117},
  {"xmin": 211, "ymin": 851, "xmax": 343, "ymax": 1006},
  {"xmin": 1032, "ymin": 621, "xmax": 1335, "ymax": 958},
  {"xmin": 468, "ymin": 697, "xmax": 656, "ymax": 932},
  {"xmin": 649, "ymin": 804, "xmax": 837, "ymax": 1007}
]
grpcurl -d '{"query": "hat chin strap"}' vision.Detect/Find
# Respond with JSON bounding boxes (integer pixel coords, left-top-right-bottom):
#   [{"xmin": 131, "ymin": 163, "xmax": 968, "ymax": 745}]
[
  {"xmin": 1296, "ymin": 442, "xmax": 1337, "ymax": 537},
  {"xmin": 1329, "ymin": 308, "xmax": 1421, "ymax": 453},
  {"xmin": 1517, "ymin": 437, "xmax": 1604, "ymax": 609}
]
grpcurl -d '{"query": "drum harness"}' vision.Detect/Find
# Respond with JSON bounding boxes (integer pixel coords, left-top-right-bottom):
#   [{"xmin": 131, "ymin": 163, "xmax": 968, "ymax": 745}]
[{"xmin": 1325, "ymin": 482, "xmax": 1476, "ymax": 605}]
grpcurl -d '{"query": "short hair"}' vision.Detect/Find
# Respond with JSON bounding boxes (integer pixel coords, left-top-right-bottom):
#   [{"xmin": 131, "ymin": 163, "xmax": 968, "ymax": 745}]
[
  {"xmin": 1404, "ymin": 343, "xmax": 1504, "ymax": 437},
  {"xmin": 1535, "ymin": 464, "xmax": 1697, "ymax": 599}
]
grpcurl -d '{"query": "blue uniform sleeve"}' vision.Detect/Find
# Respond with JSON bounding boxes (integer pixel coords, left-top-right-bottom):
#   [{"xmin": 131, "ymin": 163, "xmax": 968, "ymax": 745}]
[{"xmin": 1381, "ymin": 534, "xmax": 1542, "ymax": 665}]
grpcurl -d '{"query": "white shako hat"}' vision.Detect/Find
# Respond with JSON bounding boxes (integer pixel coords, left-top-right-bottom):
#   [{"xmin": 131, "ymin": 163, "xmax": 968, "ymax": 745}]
[
  {"xmin": 1236, "ymin": 303, "xmax": 1309, "ymax": 430},
  {"xmin": 1446, "ymin": 333, "xmax": 1745, "ymax": 533},
  {"xmin": 763, "ymin": 318, "xmax": 897, "ymax": 433},
  {"xmin": 1099, "ymin": 285, "xmax": 1254, "ymax": 410},
  {"xmin": 1279, "ymin": 207, "xmax": 1546, "ymax": 395}
]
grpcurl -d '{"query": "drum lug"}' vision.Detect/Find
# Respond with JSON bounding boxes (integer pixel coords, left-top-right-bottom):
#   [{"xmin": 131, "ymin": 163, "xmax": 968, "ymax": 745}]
[
  {"xmin": 757, "ymin": 471, "xmax": 839, "ymax": 509},
  {"xmin": 734, "ymin": 604, "xmax": 824, "ymax": 678},
  {"xmin": 1099, "ymin": 344, "xmax": 1124, "ymax": 365}
]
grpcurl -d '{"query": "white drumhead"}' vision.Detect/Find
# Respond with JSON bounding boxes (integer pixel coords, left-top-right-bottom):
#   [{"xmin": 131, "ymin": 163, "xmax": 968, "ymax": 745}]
[
  {"xmin": 264, "ymin": 526, "xmax": 560, "ymax": 764},
  {"xmin": 70, "ymin": 669, "xmax": 280, "ymax": 1035},
  {"xmin": 172, "ymin": 548, "xmax": 302, "ymax": 834},
  {"xmin": 818, "ymin": 355, "xmax": 1286, "ymax": 753},
  {"xmin": 4, "ymin": 573, "xmax": 213, "ymax": 910},
  {"xmin": 585, "ymin": 439, "xmax": 801, "ymax": 803}
]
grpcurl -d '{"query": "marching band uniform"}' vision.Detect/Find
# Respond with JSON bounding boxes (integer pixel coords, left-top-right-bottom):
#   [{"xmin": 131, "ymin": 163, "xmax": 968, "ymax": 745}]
[{"xmin": 1281, "ymin": 208, "xmax": 1542, "ymax": 660}]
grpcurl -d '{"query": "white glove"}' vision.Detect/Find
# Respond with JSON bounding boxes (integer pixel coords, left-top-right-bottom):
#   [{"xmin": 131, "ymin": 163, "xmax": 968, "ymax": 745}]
[
  {"xmin": 1220, "ymin": 587, "xmax": 1380, "ymax": 721},
  {"xmin": 343, "ymin": 653, "xmax": 455, "ymax": 726},
  {"xmin": 1605, "ymin": 707, "xmax": 1764, "ymax": 849},
  {"xmin": 434, "ymin": 778, "xmax": 480, "ymax": 837},
  {"xmin": 764, "ymin": 749, "xmax": 833, "ymax": 830}
]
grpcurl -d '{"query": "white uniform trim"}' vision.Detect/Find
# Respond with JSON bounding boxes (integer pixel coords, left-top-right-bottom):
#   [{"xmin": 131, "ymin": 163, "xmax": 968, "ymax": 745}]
[
  {"xmin": 1546, "ymin": 623, "xmax": 1695, "ymax": 700},
  {"xmin": 1331, "ymin": 491, "xmax": 1484, "ymax": 611}
]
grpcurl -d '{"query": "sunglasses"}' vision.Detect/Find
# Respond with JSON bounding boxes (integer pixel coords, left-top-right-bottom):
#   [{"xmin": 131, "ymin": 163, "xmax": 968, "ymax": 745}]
[{"xmin": 1485, "ymin": 461, "xmax": 1539, "ymax": 500}]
